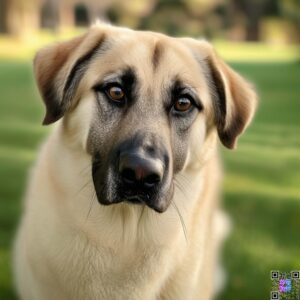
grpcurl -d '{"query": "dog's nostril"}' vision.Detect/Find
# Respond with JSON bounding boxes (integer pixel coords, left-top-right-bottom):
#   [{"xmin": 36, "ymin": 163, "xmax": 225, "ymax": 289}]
[
  {"xmin": 144, "ymin": 173, "xmax": 161, "ymax": 187},
  {"xmin": 121, "ymin": 168, "xmax": 136, "ymax": 184},
  {"xmin": 145, "ymin": 145, "xmax": 155, "ymax": 155}
]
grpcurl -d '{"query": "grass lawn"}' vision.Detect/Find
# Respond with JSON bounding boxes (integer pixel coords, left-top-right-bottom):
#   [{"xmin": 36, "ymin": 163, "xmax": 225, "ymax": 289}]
[
  {"xmin": 0, "ymin": 41, "xmax": 299, "ymax": 299},
  {"xmin": 219, "ymin": 61, "xmax": 300, "ymax": 299}
]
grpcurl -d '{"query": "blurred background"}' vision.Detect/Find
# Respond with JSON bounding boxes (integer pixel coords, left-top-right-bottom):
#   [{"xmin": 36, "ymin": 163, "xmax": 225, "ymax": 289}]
[{"xmin": 0, "ymin": 0, "xmax": 299, "ymax": 299}]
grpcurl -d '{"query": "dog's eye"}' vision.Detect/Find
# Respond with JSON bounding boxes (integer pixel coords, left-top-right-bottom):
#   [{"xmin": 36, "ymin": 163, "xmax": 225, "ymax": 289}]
[
  {"xmin": 106, "ymin": 86, "xmax": 125, "ymax": 103},
  {"xmin": 174, "ymin": 97, "xmax": 193, "ymax": 112}
]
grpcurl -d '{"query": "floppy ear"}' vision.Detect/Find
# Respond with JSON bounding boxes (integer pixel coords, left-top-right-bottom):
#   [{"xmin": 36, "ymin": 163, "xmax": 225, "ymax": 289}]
[
  {"xmin": 184, "ymin": 39, "xmax": 257, "ymax": 149},
  {"xmin": 206, "ymin": 47, "xmax": 257, "ymax": 149},
  {"xmin": 34, "ymin": 32, "xmax": 105, "ymax": 125}
]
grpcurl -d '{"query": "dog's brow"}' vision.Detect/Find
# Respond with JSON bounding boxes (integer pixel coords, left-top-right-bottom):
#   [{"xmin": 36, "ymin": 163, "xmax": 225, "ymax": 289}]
[
  {"xmin": 93, "ymin": 68, "xmax": 136, "ymax": 88},
  {"xmin": 102, "ymin": 73, "xmax": 122, "ymax": 83},
  {"xmin": 62, "ymin": 34, "xmax": 107, "ymax": 108}
]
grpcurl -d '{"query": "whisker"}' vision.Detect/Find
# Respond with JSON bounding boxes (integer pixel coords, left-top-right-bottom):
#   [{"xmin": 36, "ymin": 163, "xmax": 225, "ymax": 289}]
[
  {"xmin": 76, "ymin": 179, "xmax": 93, "ymax": 196},
  {"xmin": 174, "ymin": 179, "xmax": 187, "ymax": 196},
  {"xmin": 138, "ymin": 204, "xmax": 146, "ymax": 226},
  {"xmin": 171, "ymin": 200, "xmax": 188, "ymax": 243},
  {"xmin": 175, "ymin": 173, "xmax": 191, "ymax": 188},
  {"xmin": 79, "ymin": 164, "xmax": 92, "ymax": 176},
  {"xmin": 85, "ymin": 191, "xmax": 96, "ymax": 223},
  {"xmin": 173, "ymin": 180, "xmax": 189, "ymax": 212}
]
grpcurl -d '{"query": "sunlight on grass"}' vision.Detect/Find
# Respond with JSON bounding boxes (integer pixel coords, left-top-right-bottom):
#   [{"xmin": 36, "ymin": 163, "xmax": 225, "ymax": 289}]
[
  {"xmin": 0, "ymin": 30, "xmax": 84, "ymax": 60},
  {"xmin": 238, "ymin": 233, "xmax": 297, "ymax": 266},
  {"xmin": 238, "ymin": 143, "xmax": 300, "ymax": 159},
  {"xmin": 0, "ymin": 31, "xmax": 299, "ymax": 62},
  {"xmin": 0, "ymin": 146, "xmax": 36, "ymax": 163},
  {"xmin": 225, "ymin": 174, "xmax": 300, "ymax": 201},
  {"xmin": 0, "ymin": 121, "xmax": 47, "ymax": 134},
  {"xmin": 243, "ymin": 133, "xmax": 300, "ymax": 148},
  {"xmin": 254, "ymin": 123, "xmax": 300, "ymax": 133},
  {"xmin": 214, "ymin": 40, "xmax": 300, "ymax": 62}
]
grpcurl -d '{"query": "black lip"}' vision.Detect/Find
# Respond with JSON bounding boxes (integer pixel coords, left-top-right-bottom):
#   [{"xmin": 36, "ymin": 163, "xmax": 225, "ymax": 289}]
[{"xmin": 124, "ymin": 195, "xmax": 144, "ymax": 204}]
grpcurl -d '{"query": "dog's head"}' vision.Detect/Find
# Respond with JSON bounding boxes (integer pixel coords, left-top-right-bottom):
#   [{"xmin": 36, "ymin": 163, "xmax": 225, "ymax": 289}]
[{"xmin": 34, "ymin": 24, "xmax": 257, "ymax": 213}]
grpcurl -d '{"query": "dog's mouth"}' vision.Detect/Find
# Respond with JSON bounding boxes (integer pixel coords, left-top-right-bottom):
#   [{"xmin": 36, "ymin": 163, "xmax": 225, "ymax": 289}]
[
  {"xmin": 92, "ymin": 162, "xmax": 173, "ymax": 213},
  {"xmin": 91, "ymin": 136, "xmax": 173, "ymax": 213},
  {"xmin": 124, "ymin": 195, "xmax": 145, "ymax": 204}
]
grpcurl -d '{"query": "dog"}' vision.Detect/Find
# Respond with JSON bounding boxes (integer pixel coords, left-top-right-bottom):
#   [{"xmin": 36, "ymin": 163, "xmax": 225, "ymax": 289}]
[{"xmin": 13, "ymin": 23, "xmax": 257, "ymax": 300}]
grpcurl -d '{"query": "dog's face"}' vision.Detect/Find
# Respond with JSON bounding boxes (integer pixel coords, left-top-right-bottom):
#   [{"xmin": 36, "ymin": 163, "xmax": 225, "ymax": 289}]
[{"xmin": 34, "ymin": 24, "xmax": 256, "ymax": 213}]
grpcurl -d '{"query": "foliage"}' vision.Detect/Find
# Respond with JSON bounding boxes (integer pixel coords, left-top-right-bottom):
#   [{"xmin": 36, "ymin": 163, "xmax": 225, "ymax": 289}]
[{"xmin": 280, "ymin": 0, "xmax": 300, "ymax": 25}]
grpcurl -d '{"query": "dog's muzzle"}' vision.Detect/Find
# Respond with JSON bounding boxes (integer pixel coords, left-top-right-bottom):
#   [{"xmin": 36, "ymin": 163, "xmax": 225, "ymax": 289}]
[
  {"xmin": 119, "ymin": 151, "xmax": 164, "ymax": 195},
  {"xmin": 92, "ymin": 136, "xmax": 172, "ymax": 213}
]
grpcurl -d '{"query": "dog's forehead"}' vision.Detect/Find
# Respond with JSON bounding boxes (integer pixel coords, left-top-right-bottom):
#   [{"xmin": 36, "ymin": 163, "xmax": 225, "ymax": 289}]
[
  {"xmin": 91, "ymin": 27, "xmax": 199, "ymax": 77},
  {"xmin": 87, "ymin": 28, "xmax": 207, "ymax": 88},
  {"xmin": 114, "ymin": 31, "xmax": 201, "ymax": 77}
]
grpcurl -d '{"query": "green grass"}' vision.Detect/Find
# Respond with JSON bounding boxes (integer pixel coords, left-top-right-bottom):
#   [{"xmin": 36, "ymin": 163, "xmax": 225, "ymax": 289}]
[
  {"xmin": 0, "ymin": 60, "xmax": 47, "ymax": 300},
  {"xmin": 218, "ymin": 62, "xmax": 300, "ymax": 299},
  {"xmin": 0, "ymin": 55, "xmax": 299, "ymax": 299}
]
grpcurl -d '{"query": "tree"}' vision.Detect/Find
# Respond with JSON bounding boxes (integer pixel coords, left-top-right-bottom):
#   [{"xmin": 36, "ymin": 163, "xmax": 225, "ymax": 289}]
[
  {"xmin": 0, "ymin": 0, "xmax": 41, "ymax": 36},
  {"xmin": 231, "ymin": 0, "xmax": 274, "ymax": 41},
  {"xmin": 279, "ymin": 0, "xmax": 300, "ymax": 32}
]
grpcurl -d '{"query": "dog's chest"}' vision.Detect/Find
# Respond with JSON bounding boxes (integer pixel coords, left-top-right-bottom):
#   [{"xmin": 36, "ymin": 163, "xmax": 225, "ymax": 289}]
[{"xmin": 48, "ymin": 232, "xmax": 174, "ymax": 299}]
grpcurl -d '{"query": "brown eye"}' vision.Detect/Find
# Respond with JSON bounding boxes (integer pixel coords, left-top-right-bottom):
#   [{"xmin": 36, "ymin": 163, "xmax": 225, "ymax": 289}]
[
  {"xmin": 174, "ymin": 97, "xmax": 192, "ymax": 112},
  {"xmin": 107, "ymin": 86, "xmax": 125, "ymax": 102}
]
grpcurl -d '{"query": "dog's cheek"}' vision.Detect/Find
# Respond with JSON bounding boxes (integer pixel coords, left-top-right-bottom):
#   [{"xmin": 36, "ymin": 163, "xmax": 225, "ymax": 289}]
[
  {"xmin": 169, "ymin": 112, "xmax": 202, "ymax": 173},
  {"xmin": 86, "ymin": 98, "xmax": 123, "ymax": 157},
  {"xmin": 171, "ymin": 127, "xmax": 191, "ymax": 173},
  {"xmin": 63, "ymin": 94, "xmax": 96, "ymax": 151},
  {"xmin": 183, "ymin": 115, "xmax": 208, "ymax": 170}
]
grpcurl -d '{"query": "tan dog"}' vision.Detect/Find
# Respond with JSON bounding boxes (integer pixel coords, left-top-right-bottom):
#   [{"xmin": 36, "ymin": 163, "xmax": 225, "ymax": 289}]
[{"xmin": 14, "ymin": 23, "xmax": 257, "ymax": 300}]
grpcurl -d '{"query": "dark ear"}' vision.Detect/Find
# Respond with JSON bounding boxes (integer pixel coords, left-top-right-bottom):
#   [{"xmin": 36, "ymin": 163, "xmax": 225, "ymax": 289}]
[
  {"xmin": 183, "ymin": 39, "xmax": 257, "ymax": 149},
  {"xmin": 206, "ymin": 49, "xmax": 257, "ymax": 149},
  {"xmin": 33, "ymin": 34, "xmax": 85, "ymax": 125},
  {"xmin": 33, "ymin": 32, "xmax": 105, "ymax": 125}
]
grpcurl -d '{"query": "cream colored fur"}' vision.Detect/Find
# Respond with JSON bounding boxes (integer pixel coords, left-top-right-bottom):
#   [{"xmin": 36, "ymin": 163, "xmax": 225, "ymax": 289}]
[{"xmin": 14, "ymin": 23, "xmax": 256, "ymax": 300}]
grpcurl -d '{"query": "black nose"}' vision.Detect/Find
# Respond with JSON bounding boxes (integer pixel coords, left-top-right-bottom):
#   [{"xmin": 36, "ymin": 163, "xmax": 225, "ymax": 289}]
[{"xmin": 119, "ymin": 153, "xmax": 164, "ymax": 188}]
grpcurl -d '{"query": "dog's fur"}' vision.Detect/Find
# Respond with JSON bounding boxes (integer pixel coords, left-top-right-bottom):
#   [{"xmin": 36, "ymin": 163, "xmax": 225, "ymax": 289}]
[{"xmin": 14, "ymin": 23, "xmax": 257, "ymax": 300}]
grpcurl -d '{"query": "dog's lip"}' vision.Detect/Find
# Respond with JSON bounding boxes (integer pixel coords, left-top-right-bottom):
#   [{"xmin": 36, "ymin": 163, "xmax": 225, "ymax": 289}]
[
  {"xmin": 124, "ymin": 195, "xmax": 145, "ymax": 204},
  {"xmin": 123, "ymin": 194, "xmax": 168, "ymax": 213}
]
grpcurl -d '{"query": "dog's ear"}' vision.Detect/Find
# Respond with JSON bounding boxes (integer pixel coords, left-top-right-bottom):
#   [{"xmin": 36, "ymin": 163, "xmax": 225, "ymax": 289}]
[
  {"xmin": 184, "ymin": 39, "xmax": 257, "ymax": 149},
  {"xmin": 206, "ymin": 47, "xmax": 257, "ymax": 149},
  {"xmin": 34, "ymin": 34, "xmax": 85, "ymax": 125},
  {"xmin": 34, "ymin": 32, "xmax": 105, "ymax": 125}
]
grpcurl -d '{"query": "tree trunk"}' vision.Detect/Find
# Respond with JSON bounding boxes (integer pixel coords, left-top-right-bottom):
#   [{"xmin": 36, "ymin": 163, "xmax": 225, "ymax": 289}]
[
  {"xmin": 1, "ymin": 0, "xmax": 40, "ymax": 36},
  {"xmin": 245, "ymin": 17, "xmax": 260, "ymax": 41},
  {"xmin": 0, "ymin": 0, "xmax": 8, "ymax": 33}
]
